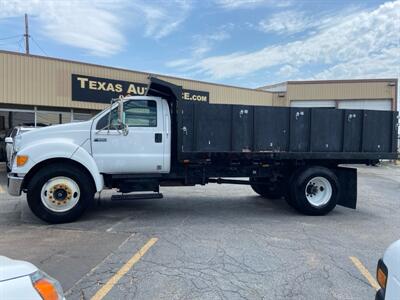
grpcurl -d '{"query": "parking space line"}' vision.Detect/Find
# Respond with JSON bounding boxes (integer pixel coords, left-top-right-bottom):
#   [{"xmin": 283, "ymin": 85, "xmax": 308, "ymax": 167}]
[
  {"xmin": 349, "ymin": 256, "xmax": 380, "ymax": 291},
  {"xmin": 91, "ymin": 237, "xmax": 158, "ymax": 300}
]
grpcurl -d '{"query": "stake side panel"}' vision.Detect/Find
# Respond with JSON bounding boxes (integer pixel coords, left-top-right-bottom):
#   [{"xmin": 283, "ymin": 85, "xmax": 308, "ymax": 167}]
[
  {"xmin": 343, "ymin": 109, "xmax": 363, "ymax": 152},
  {"xmin": 310, "ymin": 108, "xmax": 344, "ymax": 152},
  {"xmin": 362, "ymin": 110, "xmax": 393, "ymax": 153},
  {"xmin": 289, "ymin": 108, "xmax": 311, "ymax": 152}
]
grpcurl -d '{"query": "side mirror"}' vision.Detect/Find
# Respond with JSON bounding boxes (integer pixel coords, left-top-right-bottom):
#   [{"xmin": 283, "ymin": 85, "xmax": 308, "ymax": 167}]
[
  {"xmin": 117, "ymin": 100, "xmax": 129, "ymax": 136},
  {"xmin": 118, "ymin": 100, "xmax": 124, "ymax": 124},
  {"xmin": 5, "ymin": 137, "xmax": 13, "ymax": 143}
]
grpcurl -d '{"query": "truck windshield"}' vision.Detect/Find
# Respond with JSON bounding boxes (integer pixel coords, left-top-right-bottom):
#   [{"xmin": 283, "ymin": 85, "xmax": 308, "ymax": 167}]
[
  {"xmin": 91, "ymin": 104, "xmax": 115, "ymax": 121},
  {"xmin": 95, "ymin": 107, "xmax": 118, "ymax": 130}
]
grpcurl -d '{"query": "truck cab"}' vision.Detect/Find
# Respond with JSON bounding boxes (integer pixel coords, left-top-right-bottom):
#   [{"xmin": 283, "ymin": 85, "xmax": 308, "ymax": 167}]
[
  {"xmin": 7, "ymin": 96, "xmax": 171, "ymax": 223},
  {"xmin": 91, "ymin": 96, "xmax": 171, "ymax": 174}
]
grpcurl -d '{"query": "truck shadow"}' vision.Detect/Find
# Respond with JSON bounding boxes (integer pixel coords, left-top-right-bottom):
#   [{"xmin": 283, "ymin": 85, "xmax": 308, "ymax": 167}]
[
  {"xmin": 17, "ymin": 190, "xmax": 349, "ymax": 228},
  {"xmin": 83, "ymin": 193, "xmax": 346, "ymax": 226}
]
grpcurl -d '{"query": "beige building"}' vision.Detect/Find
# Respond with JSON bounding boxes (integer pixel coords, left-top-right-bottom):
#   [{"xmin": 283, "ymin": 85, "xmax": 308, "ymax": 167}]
[
  {"xmin": 0, "ymin": 50, "xmax": 398, "ymax": 160},
  {"xmin": 259, "ymin": 79, "xmax": 398, "ymax": 111}
]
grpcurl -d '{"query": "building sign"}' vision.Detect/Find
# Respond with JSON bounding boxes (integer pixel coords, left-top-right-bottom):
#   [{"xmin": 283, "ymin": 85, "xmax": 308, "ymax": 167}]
[
  {"xmin": 181, "ymin": 89, "xmax": 209, "ymax": 102},
  {"xmin": 71, "ymin": 74, "xmax": 209, "ymax": 103}
]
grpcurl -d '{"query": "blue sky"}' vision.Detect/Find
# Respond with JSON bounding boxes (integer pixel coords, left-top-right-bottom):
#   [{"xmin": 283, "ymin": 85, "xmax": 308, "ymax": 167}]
[{"xmin": 0, "ymin": 0, "xmax": 399, "ymax": 88}]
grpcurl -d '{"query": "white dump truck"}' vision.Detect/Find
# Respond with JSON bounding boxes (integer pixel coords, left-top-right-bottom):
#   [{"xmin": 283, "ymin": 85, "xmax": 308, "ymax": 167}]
[{"xmin": 7, "ymin": 78, "xmax": 399, "ymax": 223}]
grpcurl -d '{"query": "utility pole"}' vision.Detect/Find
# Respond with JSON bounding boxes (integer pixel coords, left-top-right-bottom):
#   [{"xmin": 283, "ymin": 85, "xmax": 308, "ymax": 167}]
[{"xmin": 24, "ymin": 13, "xmax": 29, "ymax": 54}]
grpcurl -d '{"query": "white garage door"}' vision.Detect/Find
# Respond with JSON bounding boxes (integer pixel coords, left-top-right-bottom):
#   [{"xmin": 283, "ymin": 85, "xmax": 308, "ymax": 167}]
[
  {"xmin": 338, "ymin": 99, "xmax": 392, "ymax": 111},
  {"xmin": 290, "ymin": 100, "xmax": 335, "ymax": 108}
]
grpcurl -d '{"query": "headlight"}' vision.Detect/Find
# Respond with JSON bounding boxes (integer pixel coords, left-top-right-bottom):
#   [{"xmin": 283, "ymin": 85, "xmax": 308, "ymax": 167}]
[
  {"xmin": 14, "ymin": 134, "xmax": 22, "ymax": 152},
  {"xmin": 30, "ymin": 270, "xmax": 64, "ymax": 300},
  {"xmin": 376, "ymin": 258, "xmax": 388, "ymax": 289}
]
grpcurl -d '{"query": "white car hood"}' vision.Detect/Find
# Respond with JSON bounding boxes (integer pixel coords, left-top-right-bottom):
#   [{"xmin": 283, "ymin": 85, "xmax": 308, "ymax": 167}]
[
  {"xmin": 384, "ymin": 239, "xmax": 400, "ymax": 278},
  {"xmin": 17, "ymin": 120, "xmax": 93, "ymax": 152},
  {"xmin": 0, "ymin": 256, "xmax": 37, "ymax": 282}
]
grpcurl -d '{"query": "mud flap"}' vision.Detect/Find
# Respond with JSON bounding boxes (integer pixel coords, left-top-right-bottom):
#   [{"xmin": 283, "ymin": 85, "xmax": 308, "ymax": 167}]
[{"xmin": 335, "ymin": 167, "xmax": 357, "ymax": 209}]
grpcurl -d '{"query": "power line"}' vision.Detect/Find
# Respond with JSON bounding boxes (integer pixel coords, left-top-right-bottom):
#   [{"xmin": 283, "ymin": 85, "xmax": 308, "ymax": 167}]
[
  {"xmin": 0, "ymin": 15, "xmax": 49, "ymax": 56},
  {"xmin": 17, "ymin": 37, "xmax": 24, "ymax": 52},
  {"xmin": 0, "ymin": 34, "xmax": 22, "ymax": 41},
  {"xmin": 0, "ymin": 40, "xmax": 20, "ymax": 47},
  {"xmin": 31, "ymin": 36, "xmax": 48, "ymax": 56},
  {"xmin": 0, "ymin": 37, "xmax": 25, "ymax": 53}
]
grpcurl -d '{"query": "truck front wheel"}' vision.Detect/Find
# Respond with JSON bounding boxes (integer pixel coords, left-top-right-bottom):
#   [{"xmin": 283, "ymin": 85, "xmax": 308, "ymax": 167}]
[
  {"xmin": 27, "ymin": 163, "xmax": 95, "ymax": 224},
  {"xmin": 288, "ymin": 166, "xmax": 339, "ymax": 215}
]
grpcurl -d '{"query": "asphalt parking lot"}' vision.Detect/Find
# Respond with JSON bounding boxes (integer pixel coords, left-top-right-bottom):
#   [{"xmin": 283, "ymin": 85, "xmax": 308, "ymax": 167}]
[{"xmin": 0, "ymin": 163, "xmax": 399, "ymax": 300}]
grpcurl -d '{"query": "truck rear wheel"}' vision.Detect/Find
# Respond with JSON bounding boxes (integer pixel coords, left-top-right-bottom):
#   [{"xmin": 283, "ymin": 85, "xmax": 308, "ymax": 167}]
[
  {"xmin": 288, "ymin": 166, "xmax": 339, "ymax": 215},
  {"xmin": 27, "ymin": 163, "xmax": 95, "ymax": 224},
  {"xmin": 250, "ymin": 177, "xmax": 285, "ymax": 199}
]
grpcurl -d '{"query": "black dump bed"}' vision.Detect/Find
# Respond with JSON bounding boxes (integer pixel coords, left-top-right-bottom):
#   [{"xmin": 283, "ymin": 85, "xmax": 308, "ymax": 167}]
[{"xmin": 147, "ymin": 77, "xmax": 399, "ymax": 162}]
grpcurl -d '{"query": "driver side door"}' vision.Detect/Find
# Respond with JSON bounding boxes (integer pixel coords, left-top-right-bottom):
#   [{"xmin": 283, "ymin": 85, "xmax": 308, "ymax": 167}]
[{"xmin": 91, "ymin": 99, "xmax": 166, "ymax": 174}]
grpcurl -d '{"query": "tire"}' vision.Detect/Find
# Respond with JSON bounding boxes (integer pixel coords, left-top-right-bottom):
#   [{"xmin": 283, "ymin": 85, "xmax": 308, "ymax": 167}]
[
  {"xmin": 285, "ymin": 170, "xmax": 303, "ymax": 209},
  {"xmin": 250, "ymin": 177, "xmax": 285, "ymax": 199},
  {"xmin": 27, "ymin": 163, "xmax": 95, "ymax": 224},
  {"xmin": 289, "ymin": 166, "xmax": 339, "ymax": 215}
]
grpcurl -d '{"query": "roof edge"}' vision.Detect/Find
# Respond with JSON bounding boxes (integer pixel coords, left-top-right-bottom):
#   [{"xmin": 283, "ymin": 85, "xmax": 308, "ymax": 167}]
[
  {"xmin": 257, "ymin": 82, "xmax": 287, "ymax": 90},
  {"xmin": 287, "ymin": 78, "xmax": 398, "ymax": 84},
  {"xmin": 260, "ymin": 78, "xmax": 398, "ymax": 88},
  {"xmin": 0, "ymin": 50, "xmax": 273, "ymax": 94}
]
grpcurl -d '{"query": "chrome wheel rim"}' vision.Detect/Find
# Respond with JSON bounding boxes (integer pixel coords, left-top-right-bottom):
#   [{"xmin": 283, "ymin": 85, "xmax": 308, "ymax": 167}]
[
  {"xmin": 304, "ymin": 176, "xmax": 332, "ymax": 207},
  {"xmin": 40, "ymin": 176, "xmax": 80, "ymax": 212}
]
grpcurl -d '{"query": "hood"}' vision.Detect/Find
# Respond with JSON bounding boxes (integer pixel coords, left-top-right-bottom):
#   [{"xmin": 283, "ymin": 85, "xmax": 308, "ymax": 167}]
[
  {"xmin": 0, "ymin": 256, "xmax": 37, "ymax": 282},
  {"xmin": 16, "ymin": 120, "xmax": 93, "ymax": 151},
  {"xmin": 383, "ymin": 239, "xmax": 400, "ymax": 277}
]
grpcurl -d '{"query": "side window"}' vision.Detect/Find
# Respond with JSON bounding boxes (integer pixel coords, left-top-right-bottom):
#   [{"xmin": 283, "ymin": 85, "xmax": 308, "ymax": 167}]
[
  {"xmin": 96, "ymin": 108, "xmax": 118, "ymax": 130},
  {"xmin": 124, "ymin": 100, "xmax": 157, "ymax": 127},
  {"xmin": 96, "ymin": 100, "xmax": 157, "ymax": 130}
]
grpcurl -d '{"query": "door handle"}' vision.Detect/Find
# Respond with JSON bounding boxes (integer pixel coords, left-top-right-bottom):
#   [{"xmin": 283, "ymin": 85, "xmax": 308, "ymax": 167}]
[
  {"xmin": 155, "ymin": 133, "xmax": 162, "ymax": 143},
  {"xmin": 94, "ymin": 138, "xmax": 107, "ymax": 142}
]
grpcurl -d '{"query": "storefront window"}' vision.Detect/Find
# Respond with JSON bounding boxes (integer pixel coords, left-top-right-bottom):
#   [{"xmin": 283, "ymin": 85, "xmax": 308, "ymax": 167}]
[
  {"xmin": 11, "ymin": 112, "xmax": 35, "ymax": 127},
  {"xmin": 36, "ymin": 111, "xmax": 72, "ymax": 125},
  {"xmin": 60, "ymin": 112, "xmax": 72, "ymax": 124},
  {"xmin": 37, "ymin": 111, "xmax": 61, "ymax": 126},
  {"xmin": 73, "ymin": 112, "xmax": 92, "ymax": 122}
]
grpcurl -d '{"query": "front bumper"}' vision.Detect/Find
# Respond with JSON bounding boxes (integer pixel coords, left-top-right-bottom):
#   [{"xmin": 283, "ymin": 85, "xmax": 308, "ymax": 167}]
[{"xmin": 7, "ymin": 174, "xmax": 24, "ymax": 196}]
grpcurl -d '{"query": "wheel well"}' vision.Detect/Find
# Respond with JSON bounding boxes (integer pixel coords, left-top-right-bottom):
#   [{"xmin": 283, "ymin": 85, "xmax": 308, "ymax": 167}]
[{"xmin": 22, "ymin": 158, "xmax": 96, "ymax": 192}]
